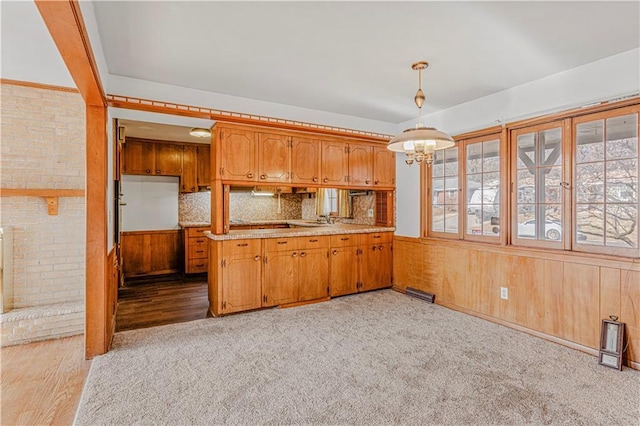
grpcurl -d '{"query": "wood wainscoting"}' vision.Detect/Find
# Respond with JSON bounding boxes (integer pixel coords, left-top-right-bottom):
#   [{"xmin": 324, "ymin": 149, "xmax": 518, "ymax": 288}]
[
  {"xmin": 120, "ymin": 230, "xmax": 182, "ymax": 278},
  {"xmin": 393, "ymin": 236, "xmax": 640, "ymax": 369}
]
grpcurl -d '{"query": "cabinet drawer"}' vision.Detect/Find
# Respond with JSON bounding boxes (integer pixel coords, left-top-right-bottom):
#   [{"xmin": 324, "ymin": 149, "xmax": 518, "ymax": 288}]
[
  {"xmin": 187, "ymin": 227, "xmax": 209, "ymax": 238},
  {"xmin": 330, "ymin": 234, "xmax": 361, "ymax": 248},
  {"xmin": 188, "ymin": 243, "xmax": 208, "ymax": 259},
  {"xmin": 264, "ymin": 237, "xmax": 298, "ymax": 252},
  {"xmin": 223, "ymin": 239, "xmax": 261, "ymax": 256},
  {"xmin": 189, "ymin": 235, "xmax": 209, "ymax": 246},
  {"xmin": 187, "ymin": 258, "xmax": 208, "ymax": 273},
  {"xmin": 297, "ymin": 235, "xmax": 330, "ymax": 250},
  {"xmin": 364, "ymin": 232, "xmax": 393, "ymax": 245}
]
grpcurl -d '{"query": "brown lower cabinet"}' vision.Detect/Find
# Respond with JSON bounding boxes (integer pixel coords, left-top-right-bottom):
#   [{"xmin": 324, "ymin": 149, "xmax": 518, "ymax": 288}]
[
  {"xmin": 121, "ymin": 230, "xmax": 182, "ymax": 278},
  {"xmin": 209, "ymin": 231, "xmax": 392, "ymax": 316}
]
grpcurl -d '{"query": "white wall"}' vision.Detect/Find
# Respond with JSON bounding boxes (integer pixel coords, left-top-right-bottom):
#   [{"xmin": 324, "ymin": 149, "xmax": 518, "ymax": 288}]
[
  {"xmin": 395, "ymin": 48, "xmax": 640, "ymax": 237},
  {"xmin": 120, "ymin": 175, "xmax": 180, "ymax": 231}
]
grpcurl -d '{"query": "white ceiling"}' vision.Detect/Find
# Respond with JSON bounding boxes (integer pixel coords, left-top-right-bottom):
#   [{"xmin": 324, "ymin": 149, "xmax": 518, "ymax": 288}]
[{"xmin": 92, "ymin": 2, "xmax": 639, "ymax": 124}]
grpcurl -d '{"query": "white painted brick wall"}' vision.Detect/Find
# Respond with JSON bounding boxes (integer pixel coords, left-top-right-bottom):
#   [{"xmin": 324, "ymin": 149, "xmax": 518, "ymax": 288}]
[{"xmin": 1, "ymin": 83, "xmax": 86, "ymax": 344}]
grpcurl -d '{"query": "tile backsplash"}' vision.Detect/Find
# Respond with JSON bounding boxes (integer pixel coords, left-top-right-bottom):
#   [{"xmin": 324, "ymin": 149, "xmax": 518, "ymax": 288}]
[{"xmin": 180, "ymin": 190, "xmax": 377, "ymax": 225}]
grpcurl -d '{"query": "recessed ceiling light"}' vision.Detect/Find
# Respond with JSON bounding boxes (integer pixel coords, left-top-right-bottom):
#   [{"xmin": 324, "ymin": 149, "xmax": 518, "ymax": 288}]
[{"xmin": 190, "ymin": 128, "xmax": 211, "ymax": 138}]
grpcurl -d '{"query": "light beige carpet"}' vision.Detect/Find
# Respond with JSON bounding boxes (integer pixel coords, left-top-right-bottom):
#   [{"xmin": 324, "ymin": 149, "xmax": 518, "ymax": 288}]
[{"xmin": 75, "ymin": 290, "xmax": 640, "ymax": 425}]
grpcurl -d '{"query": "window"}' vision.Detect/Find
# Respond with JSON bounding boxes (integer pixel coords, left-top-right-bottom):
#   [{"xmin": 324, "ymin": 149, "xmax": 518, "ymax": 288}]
[
  {"xmin": 511, "ymin": 122, "xmax": 565, "ymax": 249},
  {"xmin": 574, "ymin": 107, "xmax": 639, "ymax": 256},
  {"xmin": 465, "ymin": 136, "xmax": 501, "ymax": 241},
  {"xmin": 427, "ymin": 133, "xmax": 503, "ymax": 242}
]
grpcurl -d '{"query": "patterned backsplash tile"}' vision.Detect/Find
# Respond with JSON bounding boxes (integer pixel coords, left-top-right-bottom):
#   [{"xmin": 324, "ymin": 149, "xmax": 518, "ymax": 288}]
[{"xmin": 180, "ymin": 190, "xmax": 380, "ymax": 225}]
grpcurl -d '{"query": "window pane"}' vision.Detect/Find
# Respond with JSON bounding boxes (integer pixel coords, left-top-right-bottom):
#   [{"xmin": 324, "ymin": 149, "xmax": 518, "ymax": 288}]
[
  {"xmin": 431, "ymin": 147, "xmax": 459, "ymax": 235},
  {"xmin": 432, "ymin": 204, "xmax": 444, "ymax": 232},
  {"xmin": 541, "ymin": 128, "xmax": 562, "ymax": 166},
  {"xmin": 445, "ymin": 205, "xmax": 458, "ymax": 233},
  {"xmin": 517, "ymin": 133, "xmax": 535, "ymax": 169},
  {"xmin": 483, "ymin": 140, "xmax": 500, "ymax": 173},
  {"xmin": 576, "ymin": 204, "xmax": 604, "ymax": 246},
  {"xmin": 465, "ymin": 139, "xmax": 500, "ymax": 238},
  {"xmin": 543, "ymin": 205, "xmax": 562, "ymax": 240},
  {"xmin": 444, "ymin": 177, "xmax": 458, "ymax": 205},
  {"xmin": 576, "ymin": 163, "xmax": 605, "ymax": 203},
  {"xmin": 542, "ymin": 167, "xmax": 562, "ymax": 203},
  {"xmin": 576, "ymin": 120, "xmax": 604, "ymax": 163},
  {"xmin": 516, "ymin": 206, "xmax": 536, "ymax": 239},
  {"xmin": 466, "ymin": 143, "xmax": 482, "ymax": 174},
  {"xmin": 606, "ymin": 159, "xmax": 638, "ymax": 203},
  {"xmin": 606, "ymin": 114, "xmax": 638, "ymax": 160},
  {"xmin": 606, "ymin": 204, "xmax": 638, "ymax": 248},
  {"xmin": 444, "ymin": 148, "xmax": 458, "ymax": 176},
  {"xmin": 517, "ymin": 170, "xmax": 535, "ymax": 203}
]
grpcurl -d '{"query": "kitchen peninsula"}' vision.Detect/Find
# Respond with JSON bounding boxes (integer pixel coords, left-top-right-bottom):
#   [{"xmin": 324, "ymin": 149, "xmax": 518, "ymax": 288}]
[{"xmin": 206, "ymin": 222, "xmax": 394, "ymax": 316}]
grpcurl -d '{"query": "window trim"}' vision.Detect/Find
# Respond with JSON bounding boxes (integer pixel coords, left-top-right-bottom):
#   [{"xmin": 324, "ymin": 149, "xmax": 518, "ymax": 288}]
[{"xmin": 425, "ymin": 146, "xmax": 462, "ymax": 240}]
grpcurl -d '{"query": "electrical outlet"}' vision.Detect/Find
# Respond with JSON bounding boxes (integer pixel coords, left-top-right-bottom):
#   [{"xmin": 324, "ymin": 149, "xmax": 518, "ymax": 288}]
[
  {"xmin": 367, "ymin": 208, "xmax": 374, "ymax": 218},
  {"xmin": 500, "ymin": 287, "xmax": 509, "ymax": 300}
]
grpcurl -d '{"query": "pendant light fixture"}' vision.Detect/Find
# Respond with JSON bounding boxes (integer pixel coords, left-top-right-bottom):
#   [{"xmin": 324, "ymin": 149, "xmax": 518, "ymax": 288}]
[{"xmin": 387, "ymin": 61, "xmax": 455, "ymax": 166}]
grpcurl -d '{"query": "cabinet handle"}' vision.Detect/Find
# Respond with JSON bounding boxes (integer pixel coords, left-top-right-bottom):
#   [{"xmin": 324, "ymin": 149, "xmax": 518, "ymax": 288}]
[
  {"xmin": 292, "ymin": 252, "xmax": 297, "ymax": 257},
  {"xmin": 196, "ymin": 263, "xmax": 205, "ymax": 267},
  {"xmin": 312, "ymin": 177, "xmax": 318, "ymax": 182},
  {"xmin": 373, "ymin": 235, "xmax": 381, "ymax": 239},
  {"xmin": 196, "ymin": 239, "xmax": 205, "ymax": 243},
  {"xmin": 374, "ymin": 180, "xmax": 379, "ymax": 185},
  {"xmin": 378, "ymin": 246, "xmax": 384, "ymax": 251},
  {"xmin": 309, "ymin": 239, "xmax": 318, "ymax": 243},
  {"xmin": 196, "ymin": 250, "xmax": 204, "ymax": 253},
  {"xmin": 300, "ymin": 252, "xmax": 306, "ymax": 257},
  {"xmin": 323, "ymin": 178, "xmax": 329, "ymax": 183},
  {"xmin": 365, "ymin": 179, "xmax": 371, "ymax": 184},
  {"xmin": 372, "ymin": 246, "xmax": 377, "ymax": 251},
  {"xmin": 156, "ymin": 170, "xmax": 161, "ymax": 174},
  {"xmin": 332, "ymin": 249, "xmax": 338, "ymax": 255},
  {"xmin": 260, "ymin": 174, "xmax": 266, "ymax": 180},
  {"xmin": 277, "ymin": 241, "xmax": 287, "ymax": 245},
  {"xmin": 191, "ymin": 187, "xmax": 195, "ymax": 191},
  {"xmin": 247, "ymin": 172, "xmax": 254, "ymax": 178},
  {"xmin": 145, "ymin": 169, "xmax": 151, "ymax": 174},
  {"xmin": 340, "ymin": 237, "xmax": 349, "ymax": 241},
  {"xmin": 254, "ymin": 255, "xmax": 260, "ymax": 261},
  {"xmin": 237, "ymin": 243, "xmax": 248, "ymax": 247}
]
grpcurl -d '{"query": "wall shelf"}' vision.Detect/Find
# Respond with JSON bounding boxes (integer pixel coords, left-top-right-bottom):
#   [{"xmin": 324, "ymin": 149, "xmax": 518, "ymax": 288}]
[{"xmin": 0, "ymin": 188, "xmax": 85, "ymax": 215}]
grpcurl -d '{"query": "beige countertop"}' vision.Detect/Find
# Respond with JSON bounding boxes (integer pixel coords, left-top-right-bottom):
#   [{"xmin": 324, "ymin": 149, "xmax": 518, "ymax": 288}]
[{"xmin": 205, "ymin": 223, "xmax": 395, "ymax": 241}]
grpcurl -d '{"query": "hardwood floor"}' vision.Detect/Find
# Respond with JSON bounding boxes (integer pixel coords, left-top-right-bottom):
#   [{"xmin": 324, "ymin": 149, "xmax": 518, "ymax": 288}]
[
  {"xmin": 116, "ymin": 274, "xmax": 210, "ymax": 332},
  {"xmin": 1, "ymin": 335, "xmax": 90, "ymax": 426}
]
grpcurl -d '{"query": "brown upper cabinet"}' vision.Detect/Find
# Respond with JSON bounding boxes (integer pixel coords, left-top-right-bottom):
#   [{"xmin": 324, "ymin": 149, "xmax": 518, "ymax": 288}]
[
  {"xmin": 154, "ymin": 143, "xmax": 183, "ymax": 176},
  {"xmin": 196, "ymin": 145, "xmax": 211, "ymax": 187},
  {"xmin": 373, "ymin": 146, "xmax": 395, "ymax": 189},
  {"xmin": 291, "ymin": 136, "xmax": 320, "ymax": 185},
  {"xmin": 122, "ymin": 139, "xmax": 181, "ymax": 176},
  {"xmin": 219, "ymin": 127, "xmax": 257, "ymax": 182},
  {"xmin": 213, "ymin": 124, "xmax": 395, "ymax": 189},
  {"xmin": 181, "ymin": 145, "xmax": 198, "ymax": 193}
]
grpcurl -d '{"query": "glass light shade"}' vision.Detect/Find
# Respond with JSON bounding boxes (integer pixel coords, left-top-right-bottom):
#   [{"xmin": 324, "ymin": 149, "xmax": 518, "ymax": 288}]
[
  {"xmin": 387, "ymin": 126, "xmax": 455, "ymax": 153},
  {"xmin": 190, "ymin": 128, "xmax": 211, "ymax": 138}
]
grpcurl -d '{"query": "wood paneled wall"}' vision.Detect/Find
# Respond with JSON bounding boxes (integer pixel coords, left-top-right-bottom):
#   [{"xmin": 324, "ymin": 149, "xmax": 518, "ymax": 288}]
[
  {"xmin": 393, "ymin": 236, "xmax": 640, "ymax": 369},
  {"xmin": 120, "ymin": 230, "xmax": 182, "ymax": 278}
]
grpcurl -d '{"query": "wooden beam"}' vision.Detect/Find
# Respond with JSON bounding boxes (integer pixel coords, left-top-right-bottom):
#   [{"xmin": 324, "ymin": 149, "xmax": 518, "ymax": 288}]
[
  {"xmin": 35, "ymin": 0, "xmax": 105, "ymax": 107},
  {"xmin": 36, "ymin": 0, "xmax": 111, "ymax": 358}
]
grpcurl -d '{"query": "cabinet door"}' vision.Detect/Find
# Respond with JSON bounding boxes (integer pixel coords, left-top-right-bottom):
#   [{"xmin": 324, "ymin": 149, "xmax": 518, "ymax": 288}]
[
  {"xmin": 122, "ymin": 140, "xmax": 154, "ymax": 175},
  {"xmin": 197, "ymin": 145, "xmax": 211, "ymax": 187},
  {"xmin": 222, "ymin": 241, "xmax": 262, "ymax": 314},
  {"xmin": 149, "ymin": 232, "xmax": 182, "ymax": 274},
  {"xmin": 291, "ymin": 136, "xmax": 320, "ymax": 185},
  {"xmin": 348, "ymin": 144, "xmax": 373, "ymax": 187},
  {"xmin": 121, "ymin": 233, "xmax": 148, "ymax": 276},
  {"xmin": 320, "ymin": 140, "xmax": 348, "ymax": 186},
  {"xmin": 155, "ymin": 143, "xmax": 183, "ymax": 176},
  {"xmin": 220, "ymin": 128, "xmax": 257, "ymax": 182},
  {"xmin": 258, "ymin": 132, "xmax": 290, "ymax": 183},
  {"xmin": 360, "ymin": 243, "xmax": 392, "ymax": 292},
  {"xmin": 329, "ymin": 246, "xmax": 359, "ymax": 297},
  {"xmin": 263, "ymin": 250, "xmax": 299, "ymax": 306},
  {"xmin": 298, "ymin": 248, "xmax": 329, "ymax": 301},
  {"xmin": 373, "ymin": 146, "xmax": 396, "ymax": 188},
  {"xmin": 181, "ymin": 145, "xmax": 198, "ymax": 193}
]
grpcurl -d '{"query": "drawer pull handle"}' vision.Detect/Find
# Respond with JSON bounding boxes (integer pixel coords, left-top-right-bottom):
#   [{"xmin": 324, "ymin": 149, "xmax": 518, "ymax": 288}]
[
  {"xmin": 340, "ymin": 237, "xmax": 349, "ymax": 241},
  {"xmin": 300, "ymin": 252, "xmax": 306, "ymax": 257},
  {"xmin": 196, "ymin": 264, "xmax": 205, "ymax": 267},
  {"xmin": 196, "ymin": 250, "xmax": 204, "ymax": 253},
  {"xmin": 332, "ymin": 250, "xmax": 338, "ymax": 255},
  {"xmin": 196, "ymin": 239, "xmax": 205, "ymax": 243},
  {"xmin": 277, "ymin": 241, "xmax": 288, "ymax": 245},
  {"xmin": 373, "ymin": 235, "xmax": 381, "ymax": 239},
  {"xmin": 237, "ymin": 243, "xmax": 249, "ymax": 247},
  {"xmin": 292, "ymin": 252, "xmax": 297, "ymax": 257},
  {"xmin": 309, "ymin": 239, "xmax": 318, "ymax": 243}
]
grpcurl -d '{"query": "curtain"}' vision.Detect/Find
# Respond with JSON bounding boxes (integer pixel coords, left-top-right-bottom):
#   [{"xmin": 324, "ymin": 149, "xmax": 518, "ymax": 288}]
[
  {"xmin": 315, "ymin": 188, "xmax": 330, "ymax": 216},
  {"xmin": 337, "ymin": 189, "xmax": 351, "ymax": 218}
]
